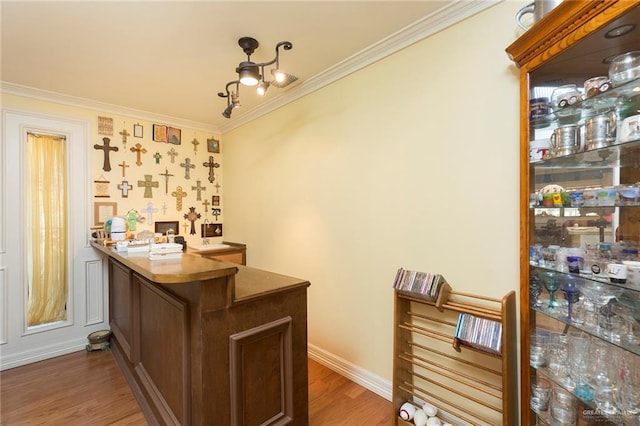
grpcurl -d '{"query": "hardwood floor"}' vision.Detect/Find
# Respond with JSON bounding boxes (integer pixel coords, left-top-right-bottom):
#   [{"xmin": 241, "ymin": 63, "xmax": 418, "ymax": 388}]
[{"xmin": 1, "ymin": 350, "xmax": 392, "ymax": 425}]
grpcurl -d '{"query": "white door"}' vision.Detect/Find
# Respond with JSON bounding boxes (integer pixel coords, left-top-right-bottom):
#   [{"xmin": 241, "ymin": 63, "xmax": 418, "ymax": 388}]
[{"xmin": 1, "ymin": 109, "xmax": 109, "ymax": 370}]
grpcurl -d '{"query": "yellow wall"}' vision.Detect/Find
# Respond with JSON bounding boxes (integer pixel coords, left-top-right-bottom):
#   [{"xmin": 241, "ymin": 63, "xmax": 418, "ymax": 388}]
[
  {"xmin": 1, "ymin": 93, "xmax": 223, "ymax": 247},
  {"xmin": 222, "ymin": 2, "xmax": 524, "ymax": 380}
]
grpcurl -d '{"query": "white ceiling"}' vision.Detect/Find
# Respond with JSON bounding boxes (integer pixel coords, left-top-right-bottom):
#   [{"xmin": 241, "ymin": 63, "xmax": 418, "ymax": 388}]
[{"xmin": 1, "ymin": 1, "xmax": 498, "ymax": 133}]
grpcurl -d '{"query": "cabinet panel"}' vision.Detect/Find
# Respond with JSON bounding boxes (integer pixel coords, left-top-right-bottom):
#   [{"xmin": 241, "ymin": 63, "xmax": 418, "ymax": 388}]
[{"xmin": 109, "ymin": 258, "xmax": 134, "ymax": 362}]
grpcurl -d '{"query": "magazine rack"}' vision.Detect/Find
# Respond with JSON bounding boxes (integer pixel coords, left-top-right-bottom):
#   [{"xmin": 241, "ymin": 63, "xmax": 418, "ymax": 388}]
[{"xmin": 392, "ymin": 281, "xmax": 517, "ymax": 425}]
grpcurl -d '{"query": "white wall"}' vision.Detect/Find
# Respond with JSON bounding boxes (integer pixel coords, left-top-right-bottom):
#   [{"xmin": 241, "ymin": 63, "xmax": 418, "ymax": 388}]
[{"xmin": 222, "ymin": 1, "xmax": 524, "ymax": 385}]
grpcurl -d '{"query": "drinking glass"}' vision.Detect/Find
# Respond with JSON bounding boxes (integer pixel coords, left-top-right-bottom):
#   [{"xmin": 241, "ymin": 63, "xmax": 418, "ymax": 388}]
[
  {"xmin": 530, "ymin": 270, "xmax": 544, "ymax": 308},
  {"xmin": 560, "ymin": 276, "xmax": 581, "ymax": 324},
  {"xmin": 530, "ymin": 332, "xmax": 549, "ymax": 368},
  {"xmin": 550, "ymin": 386, "xmax": 577, "ymax": 425},
  {"xmin": 580, "ymin": 281, "xmax": 623, "ymax": 338},
  {"xmin": 617, "ymin": 354, "xmax": 640, "ymax": 415},
  {"xmin": 539, "ymin": 270, "xmax": 560, "ymax": 311},
  {"xmin": 531, "ymin": 376, "xmax": 552, "ymax": 414},
  {"xmin": 592, "ymin": 340, "xmax": 621, "ymax": 415}
]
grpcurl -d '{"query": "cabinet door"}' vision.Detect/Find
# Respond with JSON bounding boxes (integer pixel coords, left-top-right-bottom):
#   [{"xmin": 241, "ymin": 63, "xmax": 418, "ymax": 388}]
[
  {"xmin": 507, "ymin": 1, "xmax": 640, "ymax": 425},
  {"xmin": 109, "ymin": 258, "xmax": 134, "ymax": 362}
]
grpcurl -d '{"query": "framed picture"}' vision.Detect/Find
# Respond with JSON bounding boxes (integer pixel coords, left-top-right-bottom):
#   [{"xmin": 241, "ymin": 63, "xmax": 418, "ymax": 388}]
[
  {"xmin": 155, "ymin": 221, "xmax": 180, "ymax": 235},
  {"xmin": 212, "ymin": 195, "xmax": 220, "ymax": 206},
  {"xmin": 207, "ymin": 138, "xmax": 220, "ymax": 153},
  {"xmin": 94, "ymin": 202, "xmax": 117, "ymax": 226},
  {"xmin": 167, "ymin": 127, "xmax": 181, "ymax": 145},
  {"xmin": 133, "ymin": 123, "xmax": 143, "ymax": 138},
  {"xmin": 153, "ymin": 124, "xmax": 167, "ymax": 142},
  {"xmin": 98, "ymin": 116, "xmax": 113, "ymax": 136}
]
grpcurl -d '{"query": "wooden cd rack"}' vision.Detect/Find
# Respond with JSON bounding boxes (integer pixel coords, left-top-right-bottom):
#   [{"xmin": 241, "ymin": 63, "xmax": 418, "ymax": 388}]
[{"xmin": 392, "ymin": 283, "xmax": 517, "ymax": 425}]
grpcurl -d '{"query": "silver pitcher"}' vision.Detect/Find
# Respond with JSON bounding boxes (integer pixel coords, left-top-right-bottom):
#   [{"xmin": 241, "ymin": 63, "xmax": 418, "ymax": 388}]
[
  {"xmin": 516, "ymin": 0, "xmax": 564, "ymax": 30},
  {"xmin": 550, "ymin": 124, "xmax": 581, "ymax": 157},
  {"xmin": 585, "ymin": 112, "xmax": 616, "ymax": 150}
]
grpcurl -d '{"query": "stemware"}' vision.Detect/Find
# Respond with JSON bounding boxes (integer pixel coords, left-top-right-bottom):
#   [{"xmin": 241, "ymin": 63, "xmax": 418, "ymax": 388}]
[
  {"xmin": 592, "ymin": 340, "xmax": 621, "ymax": 415},
  {"xmin": 580, "ymin": 281, "xmax": 624, "ymax": 339},
  {"xmin": 538, "ymin": 270, "xmax": 560, "ymax": 311},
  {"xmin": 560, "ymin": 276, "xmax": 581, "ymax": 324}
]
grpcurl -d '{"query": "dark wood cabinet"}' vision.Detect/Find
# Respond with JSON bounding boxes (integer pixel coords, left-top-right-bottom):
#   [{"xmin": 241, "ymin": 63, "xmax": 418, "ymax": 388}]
[{"xmin": 98, "ymin": 243, "xmax": 309, "ymax": 425}]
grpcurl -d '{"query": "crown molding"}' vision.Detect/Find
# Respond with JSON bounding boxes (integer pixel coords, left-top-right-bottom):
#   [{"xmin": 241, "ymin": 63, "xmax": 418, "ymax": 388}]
[
  {"xmin": 1, "ymin": 0, "xmax": 499, "ymax": 135},
  {"xmin": 218, "ymin": 0, "xmax": 501, "ymax": 133},
  {"xmin": 0, "ymin": 82, "xmax": 219, "ymax": 135}
]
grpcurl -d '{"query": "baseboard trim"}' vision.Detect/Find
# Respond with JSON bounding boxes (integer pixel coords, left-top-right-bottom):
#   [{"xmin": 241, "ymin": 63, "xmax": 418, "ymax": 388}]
[
  {"xmin": 0, "ymin": 339, "xmax": 87, "ymax": 371},
  {"xmin": 307, "ymin": 343, "xmax": 392, "ymax": 401}
]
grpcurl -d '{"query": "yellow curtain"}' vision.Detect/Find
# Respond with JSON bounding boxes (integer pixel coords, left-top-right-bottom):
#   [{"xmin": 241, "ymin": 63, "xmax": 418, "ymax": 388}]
[{"xmin": 26, "ymin": 132, "xmax": 68, "ymax": 327}]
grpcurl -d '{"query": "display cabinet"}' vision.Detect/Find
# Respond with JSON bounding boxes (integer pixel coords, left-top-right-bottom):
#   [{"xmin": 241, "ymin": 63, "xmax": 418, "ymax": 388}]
[{"xmin": 507, "ymin": 1, "xmax": 640, "ymax": 425}]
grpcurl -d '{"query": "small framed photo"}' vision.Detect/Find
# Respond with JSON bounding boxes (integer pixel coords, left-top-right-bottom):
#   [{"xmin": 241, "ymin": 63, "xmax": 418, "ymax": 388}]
[
  {"xmin": 207, "ymin": 138, "xmax": 220, "ymax": 153},
  {"xmin": 167, "ymin": 127, "xmax": 181, "ymax": 145},
  {"xmin": 153, "ymin": 124, "xmax": 167, "ymax": 142},
  {"xmin": 155, "ymin": 221, "xmax": 180, "ymax": 235},
  {"xmin": 212, "ymin": 195, "xmax": 220, "ymax": 206},
  {"xmin": 94, "ymin": 202, "xmax": 117, "ymax": 226},
  {"xmin": 98, "ymin": 116, "xmax": 113, "ymax": 136},
  {"xmin": 133, "ymin": 123, "xmax": 143, "ymax": 138}
]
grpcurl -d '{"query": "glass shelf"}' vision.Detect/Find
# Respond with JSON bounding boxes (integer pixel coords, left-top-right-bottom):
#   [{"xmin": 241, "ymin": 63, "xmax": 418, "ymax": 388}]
[
  {"xmin": 530, "ymin": 77, "xmax": 640, "ymax": 129},
  {"xmin": 530, "ymin": 138, "xmax": 640, "ymax": 169}
]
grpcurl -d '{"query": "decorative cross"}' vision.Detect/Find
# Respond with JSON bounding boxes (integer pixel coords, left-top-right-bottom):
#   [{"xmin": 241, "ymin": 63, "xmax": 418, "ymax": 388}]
[
  {"xmin": 212, "ymin": 208, "xmax": 221, "ymax": 220},
  {"xmin": 214, "ymin": 182, "xmax": 221, "ymax": 193},
  {"xmin": 191, "ymin": 180, "xmax": 206, "ymax": 201},
  {"xmin": 202, "ymin": 156, "xmax": 220, "ymax": 183},
  {"xmin": 94, "ymin": 137, "xmax": 119, "ymax": 172},
  {"xmin": 180, "ymin": 158, "xmax": 196, "ymax": 180},
  {"xmin": 159, "ymin": 168, "xmax": 174, "ymax": 194},
  {"xmin": 153, "ymin": 152, "xmax": 162, "ymax": 164},
  {"xmin": 117, "ymin": 180, "xmax": 133, "ymax": 198},
  {"xmin": 201, "ymin": 198, "xmax": 210, "ymax": 215},
  {"xmin": 182, "ymin": 222, "xmax": 189, "ymax": 234},
  {"xmin": 167, "ymin": 148, "xmax": 178, "ymax": 163},
  {"xmin": 162, "ymin": 202, "xmax": 168, "ymax": 215},
  {"xmin": 141, "ymin": 202, "xmax": 159, "ymax": 225},
  {"xmin": 130, "ymin": 143, "xmax": 147, "ymax": 166},
  {"xmin": 118, "ymin": 161, "xmax": 129, "ymax": 177},
  {"xmin": 183, "ymin": 207, "xmax": 201, "ymax": 235},
  {"xmin": 119, "ymin": 125, "xmax": 130, "ymax": 148},
  {"xmin": 191, "ymin": 137, "xmax": 199, "ymax": 154},
  {"xmin": 171, "ymin": 186, "xmax": 187, "ymax": 211},
  {"xmin": 137, "ymin": 174, "xmax": 159, "ymax": 198}
]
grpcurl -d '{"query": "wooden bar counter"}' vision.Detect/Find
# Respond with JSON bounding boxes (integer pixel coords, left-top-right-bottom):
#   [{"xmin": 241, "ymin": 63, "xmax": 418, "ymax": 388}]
[{"xmin": 91, "ymin": 242, "xmax": 310, "ymax": 425}]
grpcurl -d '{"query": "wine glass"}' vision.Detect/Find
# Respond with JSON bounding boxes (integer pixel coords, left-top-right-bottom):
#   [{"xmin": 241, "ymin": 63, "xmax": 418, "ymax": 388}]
[
  {"xmin": 538, "ymin": 270, "xmax": 560, "ymax": 311},
  {"xmin": 580, "ymin": 281, "xmax": 624, "ymax": 339},
  {"xmin": 560, "ymin": 276, "xmax": 581, "ymax": 323}
]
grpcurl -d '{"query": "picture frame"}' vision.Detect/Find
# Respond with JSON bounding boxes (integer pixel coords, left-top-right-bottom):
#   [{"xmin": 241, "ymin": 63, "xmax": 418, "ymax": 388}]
[
  {"xmin": 167, "ymin": 127, "xmax": 182, "ymax": 145},
  {"xmin": 212, "ymin": 195, "xmax": 220, "ymax": 206},
  {"xmin": 94, "ymin": 202, "xmax": 117, "ymax": 226},
  {"xmin": 155, "ymin": 221, "xmax": 180, "ymax": 235},
  {"xmin": 207, "ymin": 138, "xmax": 220, "ymax": 153},
  {"xmin": 133, "ymin": 123, "xmax": 143, "ymax": 138},
  {"xmin": 153, "ymin": 124, "xmax": 167, "ymax": 142},
  {"xmin": 98, "ymin": 116, "xmax": 113, "ymax": 136}
]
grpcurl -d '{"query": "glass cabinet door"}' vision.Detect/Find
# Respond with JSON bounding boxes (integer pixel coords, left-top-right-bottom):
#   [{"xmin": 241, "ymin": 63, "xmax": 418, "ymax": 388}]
[{"xmin": 509, "ymin": 1, "xmax": 640, "ymax": 425}]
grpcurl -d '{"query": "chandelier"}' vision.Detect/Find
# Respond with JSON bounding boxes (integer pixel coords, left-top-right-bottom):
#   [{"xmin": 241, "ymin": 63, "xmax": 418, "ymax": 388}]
[{"xmin": 218, "ymin": 37, "xmax": 297, "ymax": 118}]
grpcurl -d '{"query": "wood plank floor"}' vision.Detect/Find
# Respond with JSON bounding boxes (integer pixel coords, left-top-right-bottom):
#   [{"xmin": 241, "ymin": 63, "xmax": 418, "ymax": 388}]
[{"xmin": 1, "ymin": 350, "xmax": 392, "ymax": 425}]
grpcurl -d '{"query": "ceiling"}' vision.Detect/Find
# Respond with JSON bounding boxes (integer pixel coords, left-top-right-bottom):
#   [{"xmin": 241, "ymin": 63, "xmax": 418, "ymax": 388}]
[{"xmin": 1, "ymin": 1, "xmax": 497, "ymax": 133}]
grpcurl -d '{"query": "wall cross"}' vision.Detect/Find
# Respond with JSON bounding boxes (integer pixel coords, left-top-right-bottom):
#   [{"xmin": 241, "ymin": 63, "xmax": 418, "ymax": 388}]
[
  {"xmin": 202, "ymin": 156, "xmax": 220, "ymax": 183},
  {"xmin": 191, "ymin": 180, "xmax": 206, "ymax": 201},
  {"xmin": 118, "ymin": 180, "xmax": 133, "ymax": 198},
  {"xmin": 119, "ymin": 127, "xmax": 130, "ymax": 148},
  {"xmin": 130, "ymin": 143, "xmax": 147, "ymax": 166},
  {"xmin": 192, "ymin": 137, "xmax": 199, "ymax": 154},
  {"xmin": 159, "ymin": 168, "xmax": 174, "ymax": 194},
  {"xmin": 201, "ymin": 199, "xmax": 210, "ymax": 216},
  {"xmin": 153, "ymin": 152, "xmax": 162, "ymax": 164},
  {"xmin": 183, "ymin": 207, "xmax": 201, "ymax": 235},
  {"xmin": 94, "ymin": 137, "xmax": 119, "ymax": 172},
  {"xmin": 141, "ymin": 202, "xmax": 159, "ymax": 225},
  {"xmin": 171, "ymin": 186, "xmax": 187, "ymax": 211},
  {"xmin": 214, "ymin": 182, "xmax": 221, "ymax": 193},
  {"xmin": 137, "ymin": 174, "xmax": 159, "ymax": 198},
  {"xmin": 180, "ymin": 158, "xmax": 196, "ymax": 180},
  {"xmin": 167, "ymin": 148, "xmax": 178, "ymax": 163},
  {"xmin": 212, "ymin": 208, "xmax": 221, "ymax": 220},
  {"xmin": 118, "ymin": 161, "xmax": 129, "ymax": 177}
]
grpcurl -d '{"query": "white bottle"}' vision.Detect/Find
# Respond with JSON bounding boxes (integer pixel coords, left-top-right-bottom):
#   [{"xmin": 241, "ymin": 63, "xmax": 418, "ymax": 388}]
[{"xmin": 422, "ymin": 402, "xmax": 438, "ymax": 417}]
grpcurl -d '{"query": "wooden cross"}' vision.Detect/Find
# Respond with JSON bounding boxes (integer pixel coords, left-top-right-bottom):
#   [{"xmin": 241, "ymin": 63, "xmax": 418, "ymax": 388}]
[
  {"xmin": 137, "ymin": 174, "xmax": 159, "ymax": 198},
  {"xmin": 130, "ymin": 143, "xmax": 147, "ymax": 166},
  {"xmin": 119, "ymin": 126, "xmax": 130, "ymax": 148},
  {"xmin": 180, "ymin": 158, "xmax": 196, "ymax": 180},
  {"xmin": 171, "ymin": 185, "xmax": 187, "ymax": 211},
  {"xmin": 212, "ymin": 208, "xmax": 221, "ymax": 220},
  {"xmin": 201, "ymin": 199, "xmax": 210, "ymax": 216},
  {"xmin": 202, "ymin": 156, "xmax": 220, "ymax": 183},
  {"xmin": 117, "ymin": 180, "xmax": 133, "ymax": 198},
  {"xmin": 162, "ymin": 203, "xmax": 168, "ymax": 215},
  {"xmin": 183, "ymin": 207, "xmax": 201, "ymax": 235},
  {"xmin": 214, "ymin": 182, "xmax": 221, "ymax": 193},
  {"xmin": 153, "ymin": 152, "xmax": 162, "ymax": 164},
  {"xmin": 118, "ymin": 161, "xmax": 129, "ymax": 177},
  {"xmin": 191, "ymin": 137, "xmax": 199, "ymax": 154},
  {"xmin": 141, "ymin": 202, "xmax": 159, "ymax": 225},
  {"xmin": 94, "ymin": 137, "xmax": 119, "ymax": 172},
  {"xmin": 167, "ymin": 148, "xmax": 178, "ymax": 163},
  {"xmin": 182, "ymin": 222, "xmax": 189, "ymax": 234},
  {"xmin": 191, "ymin": 180, "xmax": 206, "ymax": 201},
  {"xmin": 159, "ymin": 168, "xmax": 174, "ymax": 194}
]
